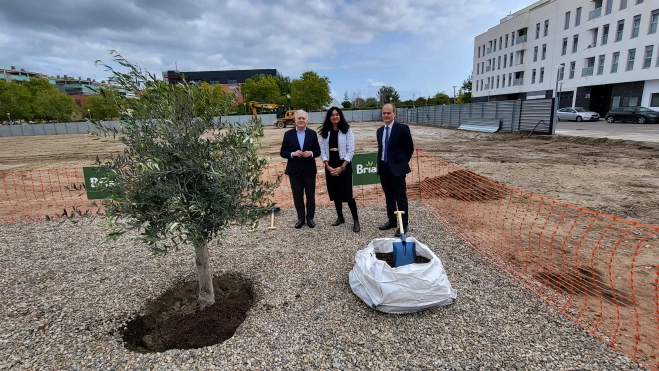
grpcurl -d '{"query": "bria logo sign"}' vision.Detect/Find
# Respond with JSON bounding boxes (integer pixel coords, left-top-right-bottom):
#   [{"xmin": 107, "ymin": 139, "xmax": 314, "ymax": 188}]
[{"xmin": 356, "ymin": 161, "xmax": 377, "ymax": 174}]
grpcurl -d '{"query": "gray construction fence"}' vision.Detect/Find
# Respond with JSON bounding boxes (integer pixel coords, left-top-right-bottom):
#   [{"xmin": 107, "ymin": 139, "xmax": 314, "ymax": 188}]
[{"xmin": 0, "ymin": 99, "xmax": 555, "ymax": 137}]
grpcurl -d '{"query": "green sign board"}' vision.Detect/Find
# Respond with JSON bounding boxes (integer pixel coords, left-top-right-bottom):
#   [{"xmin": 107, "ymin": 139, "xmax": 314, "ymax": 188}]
[
  {"xmin": 352, "ymin": 153, "xmax": 380, "ymax": 186},
  {"xmin": 82, "ymin": 167, "xmax": 113, "ymax": 200}
]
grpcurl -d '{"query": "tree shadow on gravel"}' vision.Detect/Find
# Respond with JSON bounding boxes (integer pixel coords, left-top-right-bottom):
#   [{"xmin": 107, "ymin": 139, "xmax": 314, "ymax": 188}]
[{"xmin": 120, "ymin": 273, "xmax": 253, "ymax": 353}]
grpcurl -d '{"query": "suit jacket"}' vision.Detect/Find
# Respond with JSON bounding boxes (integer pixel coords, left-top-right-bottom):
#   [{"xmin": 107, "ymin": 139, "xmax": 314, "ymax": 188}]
[
  {"xmin": 377, "ymin": 121, "xmax": 414, "ymax": 176},
  {"xmin": 280, "ymin": 127, "xmax": 321, "ymax": 176}
]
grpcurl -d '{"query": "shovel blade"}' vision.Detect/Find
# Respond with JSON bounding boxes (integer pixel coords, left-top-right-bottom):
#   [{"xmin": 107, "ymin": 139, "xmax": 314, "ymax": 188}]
[{"xmin": 392, "ymin": 239, "xmax": 417, "ymax": 267}]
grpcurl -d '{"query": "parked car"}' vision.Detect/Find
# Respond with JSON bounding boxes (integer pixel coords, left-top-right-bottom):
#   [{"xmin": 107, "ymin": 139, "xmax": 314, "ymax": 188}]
[
  {"xmin": 605, "ymin": 106, "xmax": 659, "ymax": 124},
  {"xmin": 556, "ymin": 107, "xmax": 600, "ymax": 122}
]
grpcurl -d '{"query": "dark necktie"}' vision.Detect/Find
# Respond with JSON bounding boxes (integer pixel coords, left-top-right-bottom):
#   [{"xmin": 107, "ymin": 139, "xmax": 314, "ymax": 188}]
[{"xmin": 384, "ymin": 126, "xmax": 390, "ymax": 162}]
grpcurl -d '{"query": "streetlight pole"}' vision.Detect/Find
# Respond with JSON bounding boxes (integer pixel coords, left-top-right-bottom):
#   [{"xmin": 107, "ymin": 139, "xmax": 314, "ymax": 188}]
[
  {"xmin": 6, "ymin": 112, "xmax": 10, "ymax": 125},
  {"xmin": 87, "ymin": 109, "xmax": 90, "ymax": 120},
  {"xmin": 552, "ymin": 64, "xmax": 565, "ymax": 135},
  {"xmin": 452, "ymin": 86, "xmax": 457, "ymax": 104}
]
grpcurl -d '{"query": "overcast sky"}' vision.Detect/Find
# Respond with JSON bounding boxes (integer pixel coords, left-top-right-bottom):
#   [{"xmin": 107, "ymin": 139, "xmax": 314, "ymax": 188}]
[{"xmin": 0, "ymin": 0, "xmax": 531, "ymax": 101}]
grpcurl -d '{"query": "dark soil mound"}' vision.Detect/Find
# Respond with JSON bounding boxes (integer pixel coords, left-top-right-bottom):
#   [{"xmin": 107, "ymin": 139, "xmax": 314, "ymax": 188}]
[
  {"xmin": 376, "ymin": 252, "xmax": 430, "ymax": 267},
  {"xmin": 535, "ymin": 266, "xmax": 632, "ymax": 306},
  {"xmin": 420, "ymin": 169, "xmax": 506, "ymax": 201},
  {"xmin": 121, "ymin": 273, "xmax": 253, "ymax": 353}
]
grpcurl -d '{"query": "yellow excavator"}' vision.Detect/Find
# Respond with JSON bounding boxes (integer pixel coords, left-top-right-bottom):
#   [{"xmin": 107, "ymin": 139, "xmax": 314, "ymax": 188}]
[{"xmin": 248, "ymin": 101, "xmax": 297, "ymax": 128}]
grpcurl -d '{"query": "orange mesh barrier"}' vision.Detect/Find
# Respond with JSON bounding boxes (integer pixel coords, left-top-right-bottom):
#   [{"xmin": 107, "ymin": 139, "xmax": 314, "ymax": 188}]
[
  {"xmin": 414, "ymin": 150, "xmax": 659, "ymax": 370},
  {"xmin": 0, "ymin": 168, "xmax": 102, "ymax": 222},
  {"xmin": 1, "ymin": 151, "xmax": 658, "ymax": 368}
]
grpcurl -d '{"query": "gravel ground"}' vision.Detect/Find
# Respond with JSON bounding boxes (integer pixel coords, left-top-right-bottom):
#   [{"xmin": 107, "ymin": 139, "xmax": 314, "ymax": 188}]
[{"xmin": 0, "ymin": 202, "xmax": 642, "ymax": 370}]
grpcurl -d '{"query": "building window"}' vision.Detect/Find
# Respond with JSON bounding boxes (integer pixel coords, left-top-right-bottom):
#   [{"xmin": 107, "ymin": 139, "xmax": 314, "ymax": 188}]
[
  {"xmin": 631, "ymin": 15, "xmax": 641, "ymax": 38},
  {"xmin": 570, "ymin": 61, "xmax": 576, "ymax": 78},
  {"xmin": 498, "ymin": 56, "xmax": 501, "ymax": 69},
  {"xmin": 539, "ymin": 67, "xmax": 545, "ymax": 83},
  {"xmin": 500, "ymin": 36, "xmax": 503, "ymax": 48},
  {"xmin": 612, "ymin": 52, "xmax": 620, "ymax": 72},
  {"xmin": 520, "ymin": 50, "xmax": 525, "ymax": 64},
  {"xmin": 210, "ymin": 78, "xmax": 221, "ymax": 84},
  {"xmin": 562, "ymin": 38, "xmax": 568, "ymax": 55},
  {"xmin": 494, "ymin": 39, "xmax": 497, "ymax": 52},
  {"xmin": 616, "ymin": 20, "xmax": 624, "ymax": 41},
  {"xmin": 651, "ymin": 93, "xmax": 659, "ymax": 106},
  {"xmin": 534, "ymin": 46, "xmax": 538, "ymax": 62},
  {"xmin": 497, "ymin": 75, "xmax": 500, "ymax": 88},
  {"xmin": 602, "ymin": 24, "xmax": 609, "ymax": 45},
  {"xmin": 542, "ymin": 44, "xmax": 547, "ymax": 60},
  {"xmin": 511, "ymin": 32, "xmax": 515, "ymax": 45},
  {"xmin": 620, "ymin": 0, "xmax": 627, "ymax": 10},
  {"xmin": 605, "ymin": 0, "xmax": 613, "ymax": 15},
  {"xmin": 627, "ymin": 49, "xmax": 636, "ymax": 70},
  {"xmin": 598, "ymin": 55, "xmax": 606, "ymax": 74},
  {"xmin": 650, "ymin": 10, "xmax": 658, "ymax": 34},
  {"xmin": 510, "ymin": 52, "xmax": 513, "ymax": 65},
  {"xmin": 532, "ymin": 69, "xmax": 537, "ymax": 84},
  {"xmin": 536, "ymin": 23, "xmax": 540, "ymax": 39},
  {"xmin": 637, "ymin": 0, "xmax": 643, "ymax": 4},
  {"xmin": 644, "ymin": 45, "xmax": 654, "ymax": 68},
  {"xmin": 565, "ymin": 11, "xmax": 571, "ymax": 30},
  {"xmin": 508, "ymin": 73, "xmax": 512, "ymax": 86},
  {"xmin": 504, "ymin": 54, "xmax": 507, "ymax": 68},
  {"xmin": 505, "ymin": 34, "xmax": 509, "ymax": 47},
  {"xmin": 558, "ymin": 63, "xmax": 565, "ymax": 80},
  {"xmin": 478, "ymin": 46, "xmax": 481, "ymax": 58},
  {"xmin": 544, "ymin": 20, "xmax": 549, "ymax": 36},
  {"xmin": 227, "ymin": 79, "xmax": 237, "ymax": 84},
  {"xmin": 477, "ymin": 64, "xmax": 480, "ymax": 75},
  {"xmin": 572, "ymin": 35, "xmax": 579, "ymax": 53},
  {"xmin": 502, "ymin": 75, "xmax": 506, "ymax": 87},
  {"xmin": 575, "ymin": 7, "xmax": 582, "ymax": 26}
]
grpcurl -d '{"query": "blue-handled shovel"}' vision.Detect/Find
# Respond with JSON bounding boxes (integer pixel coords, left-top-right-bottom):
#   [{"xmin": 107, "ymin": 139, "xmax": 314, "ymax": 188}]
[{"xmin": 392, "ymin": 211, "xmax": 416, "ymax": 267}]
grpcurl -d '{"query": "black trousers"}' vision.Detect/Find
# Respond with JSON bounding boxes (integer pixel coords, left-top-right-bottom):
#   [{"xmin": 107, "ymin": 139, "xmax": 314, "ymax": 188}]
[
  {"xmin": 289, "ymin": 174, "xmax": 316, "ymax": 221},
  {"xmin": 378, "ymin": 160, "xmax": 408, "ymax": 228}
]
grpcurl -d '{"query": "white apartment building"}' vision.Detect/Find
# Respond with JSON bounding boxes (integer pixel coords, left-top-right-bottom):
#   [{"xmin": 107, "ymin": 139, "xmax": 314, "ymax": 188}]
[{"xmin": 472, "ymin": 0, "xmax": 659, "ymax": 114}]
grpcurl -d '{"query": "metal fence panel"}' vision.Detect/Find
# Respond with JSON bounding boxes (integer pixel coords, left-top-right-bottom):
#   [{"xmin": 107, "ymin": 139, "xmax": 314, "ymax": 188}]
[
  {"xmin": 32, "ymin": 125, "xmax": 46, "ymax": 136},
  {"xmin": 519, "ymin": 98, "xmax": 554, "ymax": 133}
]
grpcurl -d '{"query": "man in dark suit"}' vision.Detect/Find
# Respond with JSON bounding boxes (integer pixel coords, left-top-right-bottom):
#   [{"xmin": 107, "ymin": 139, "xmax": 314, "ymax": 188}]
[
  {"xmin": 280, "ymin": 110, "xmax": 321, "ymax": 228},
  {"xmin": 377, "ymin": 103, "xmax": 414, "ymax": 237}
]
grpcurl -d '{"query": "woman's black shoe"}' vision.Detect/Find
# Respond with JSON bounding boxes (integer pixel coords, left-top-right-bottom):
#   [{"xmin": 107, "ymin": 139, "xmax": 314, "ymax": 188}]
[
  {"xmin": 332, "ymin": 216, "xmax": 345, "ymax": 226},
  {"xmin": 353, "ymin": 220, "xmax": 360, "ymax": 232}
]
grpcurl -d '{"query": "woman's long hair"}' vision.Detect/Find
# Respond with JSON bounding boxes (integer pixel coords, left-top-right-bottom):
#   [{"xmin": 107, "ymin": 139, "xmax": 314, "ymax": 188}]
[{"xmin": 319, "ymin": 107, "xmax": 350, "ymax": 139}]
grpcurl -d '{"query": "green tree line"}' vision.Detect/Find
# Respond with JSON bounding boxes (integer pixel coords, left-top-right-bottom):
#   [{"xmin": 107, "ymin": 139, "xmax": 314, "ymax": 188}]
[{"xmin": 0, "ymin": 79, "xmax": 77, "ymax": 123}]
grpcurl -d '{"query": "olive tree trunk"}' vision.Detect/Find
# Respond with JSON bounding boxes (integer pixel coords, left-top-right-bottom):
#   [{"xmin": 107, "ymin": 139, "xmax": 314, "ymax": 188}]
[{"xmin": 195, "ymin": 242, "xmax": 215, "ymax": 309}]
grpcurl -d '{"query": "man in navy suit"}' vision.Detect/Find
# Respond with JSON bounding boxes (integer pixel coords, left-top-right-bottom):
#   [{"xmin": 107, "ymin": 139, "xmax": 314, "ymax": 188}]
[
  {"xmin": 376, "ymin": 103, "xmax": 414, "ymax": 237},
  {"xmin": 280, "ymin": 110, "xmax": 321, "ymax": 228}
]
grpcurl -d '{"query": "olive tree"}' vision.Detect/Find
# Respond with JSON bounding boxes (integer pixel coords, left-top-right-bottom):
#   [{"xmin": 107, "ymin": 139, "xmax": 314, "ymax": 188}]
[{"xmin": 93, "ymin": 51, "xmax": 276, "ymax": 309}]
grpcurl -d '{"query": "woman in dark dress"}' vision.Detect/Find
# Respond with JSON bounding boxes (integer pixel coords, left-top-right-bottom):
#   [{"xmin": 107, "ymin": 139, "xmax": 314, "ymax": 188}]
[{"xmin": 319, "ymin": 107, "xmax": 359, "ymax": 232}]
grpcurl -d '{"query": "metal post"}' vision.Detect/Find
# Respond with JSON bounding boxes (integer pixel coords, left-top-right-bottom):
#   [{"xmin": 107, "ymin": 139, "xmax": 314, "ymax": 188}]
[{"xmin": 453, "ymin": 86, "xmax": 457, "ymax": 104}]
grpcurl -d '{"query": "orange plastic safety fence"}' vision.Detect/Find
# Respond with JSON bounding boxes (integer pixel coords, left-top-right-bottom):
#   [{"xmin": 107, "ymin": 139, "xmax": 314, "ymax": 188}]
[
  {"xmin": 1, "ymin": 152, "xmax": 658, "ymax": 368},
  {"xmin": 414, "ymin": 149, "xmax": 659, "ymax": 370},
  {"xmin": 0, "ymin": 168, "xmax": 102, "ymax": 222}
]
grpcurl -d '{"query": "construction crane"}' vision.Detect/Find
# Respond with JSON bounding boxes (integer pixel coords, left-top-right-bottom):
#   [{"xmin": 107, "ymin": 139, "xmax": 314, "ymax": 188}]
[{"xmin": 248, "ymin": 101, "xmax": 297, "ymax": 128}]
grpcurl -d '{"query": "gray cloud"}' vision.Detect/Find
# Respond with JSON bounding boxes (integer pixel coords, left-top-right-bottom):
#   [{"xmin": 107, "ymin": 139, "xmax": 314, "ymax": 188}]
[{"xmin": 0, "ymin": 0, "xmax": 514, "ymax": 81}]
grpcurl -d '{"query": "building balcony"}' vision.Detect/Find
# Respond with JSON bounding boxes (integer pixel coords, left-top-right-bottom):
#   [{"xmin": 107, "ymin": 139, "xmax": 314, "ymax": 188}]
[
  {"xmin": 588, "ymin": 7, "xmax": 602, "ymax": 21},
  {"xmin": 516, "ymin": 35, "xmax": 527, "ymax": 44},
  {"xmin": 513, "ymin": 78, "xmax": 524, "ymax": 86},
  {"xmin": 582, "ymin": 67, "xmax": 594, "ymax": 76},
  {"xmin": 487, "ymin": 47, "xmax": 492, "ymax": 54},
  {"xmin": 486, "ymin": 66, "xmax": 492, "ymax": 72}
]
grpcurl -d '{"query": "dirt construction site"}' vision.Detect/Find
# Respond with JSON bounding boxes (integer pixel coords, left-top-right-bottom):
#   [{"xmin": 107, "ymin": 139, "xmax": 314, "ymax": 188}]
[
  {"xmin": 2, "ymin": 122, "xmax": 659, "ymax": 368},
  {"xmin": 1, "ymin": 122, "xmax": 658, "ymax": 226}
]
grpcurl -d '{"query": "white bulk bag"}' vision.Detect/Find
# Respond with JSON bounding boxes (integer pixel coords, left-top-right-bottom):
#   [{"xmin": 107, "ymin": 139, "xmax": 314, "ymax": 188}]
[{"xmin": 349, "ymin": 237, "xmax": 457, "ymax": 314}]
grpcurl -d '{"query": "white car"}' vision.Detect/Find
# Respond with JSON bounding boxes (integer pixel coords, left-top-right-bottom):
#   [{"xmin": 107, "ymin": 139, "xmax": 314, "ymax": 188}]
[{"xmin": 556, "ymin": 107, "xmax": 600, "ymax": 122}]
